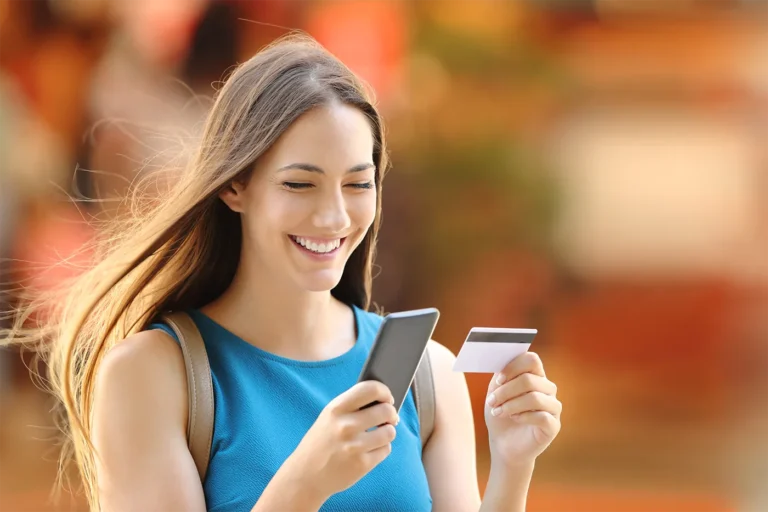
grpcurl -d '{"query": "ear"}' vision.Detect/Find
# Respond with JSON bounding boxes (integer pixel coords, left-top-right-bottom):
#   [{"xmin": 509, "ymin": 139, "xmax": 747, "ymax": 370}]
[{"xmin": 219, "ymin": 181, "xmax": 247, "ymax": 213}]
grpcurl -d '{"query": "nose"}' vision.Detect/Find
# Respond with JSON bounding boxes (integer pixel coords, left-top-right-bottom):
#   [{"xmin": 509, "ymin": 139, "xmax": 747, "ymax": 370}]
[{"xmin": 311, "ymin": 187, "xmax": 351, "ymax": 234}]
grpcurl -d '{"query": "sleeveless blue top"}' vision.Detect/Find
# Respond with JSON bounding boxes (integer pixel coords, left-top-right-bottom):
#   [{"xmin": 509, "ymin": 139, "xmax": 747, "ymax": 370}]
[{"xmin": 151, "ymin": 305, "xmax": 432, "ymax": 512}]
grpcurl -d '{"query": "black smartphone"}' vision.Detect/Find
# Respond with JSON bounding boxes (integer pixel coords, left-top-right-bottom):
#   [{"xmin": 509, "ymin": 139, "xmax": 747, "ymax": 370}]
[{"xmin": 357, "ymin": 308, "xmax": 440, "ymax": 412}]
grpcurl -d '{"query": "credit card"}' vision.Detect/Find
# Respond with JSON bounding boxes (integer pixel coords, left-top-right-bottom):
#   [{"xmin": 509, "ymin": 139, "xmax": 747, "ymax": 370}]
[{"xmin": 452, "ymin": 327, "xmax": 537, "ymax": 373}]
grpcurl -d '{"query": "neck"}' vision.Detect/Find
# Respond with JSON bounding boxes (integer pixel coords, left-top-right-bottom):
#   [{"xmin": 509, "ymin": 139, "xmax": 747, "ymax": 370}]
[{"xmin": 201, "ymin": 251, "xmax": 355, "ymax": 361}]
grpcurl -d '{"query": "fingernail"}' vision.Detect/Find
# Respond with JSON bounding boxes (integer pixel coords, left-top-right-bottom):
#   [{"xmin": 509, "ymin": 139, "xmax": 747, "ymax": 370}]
[
  {"xmin": 495, "ymin": 373, "xmax": 505, "ymax": 385},
  {"xmin": 491, "ymin": 407, "xmax": 503, "ymax": 417},
  {"xmin": 486, "ymin": 393, "xmax": 497, "ymax": 406}
]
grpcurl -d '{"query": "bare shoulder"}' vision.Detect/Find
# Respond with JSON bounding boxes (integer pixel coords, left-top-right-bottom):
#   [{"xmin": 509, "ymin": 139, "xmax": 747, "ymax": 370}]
[
  {"xmin": 100, "ymin": 328, "xmax": 184, "ymax": 371},
  {"xmin": 93, "ymin": 329, "xmax": 203, "ymax": 509},
  {"xmin": 426, "ymin": 340, "xmax": 462, "ymax": 390},
  {"xmin": 425, "ymin": 339, "xmax": 469, "ymax": 404},
  {"xmin": 427, "ymin": 339, "xmax": 457, "ymax": 369},
  {"xmin": 93, "ymin": 328, "xmax": 188, "ymax": 435},
  {"xmin": 96, "ymin": 328, "xmax": 187, "ymax": 411}
]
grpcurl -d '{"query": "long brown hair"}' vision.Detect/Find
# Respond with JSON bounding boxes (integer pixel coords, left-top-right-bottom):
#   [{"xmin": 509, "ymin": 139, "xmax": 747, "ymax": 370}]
[{"xmin": 3, "ymin": 33, "xmax": 388, "ymax": 509}]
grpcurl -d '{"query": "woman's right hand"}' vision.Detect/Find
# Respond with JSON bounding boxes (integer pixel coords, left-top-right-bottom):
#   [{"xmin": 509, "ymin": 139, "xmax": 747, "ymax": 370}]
[{"xmin": 283, "ymin": 380, "xmax": 399, "ymax": 502}]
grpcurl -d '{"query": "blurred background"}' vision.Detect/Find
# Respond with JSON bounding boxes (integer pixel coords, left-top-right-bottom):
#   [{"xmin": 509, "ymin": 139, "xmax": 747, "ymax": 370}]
[{"xmin": 1, "ymin": 0, "xmax": 767, "ymax": 511}]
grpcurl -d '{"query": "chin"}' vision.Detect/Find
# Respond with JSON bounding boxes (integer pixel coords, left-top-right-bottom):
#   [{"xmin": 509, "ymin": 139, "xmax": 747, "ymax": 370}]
[{"xmin": 295, "ymin": 270, "xmax": 344, "ymax": 293}]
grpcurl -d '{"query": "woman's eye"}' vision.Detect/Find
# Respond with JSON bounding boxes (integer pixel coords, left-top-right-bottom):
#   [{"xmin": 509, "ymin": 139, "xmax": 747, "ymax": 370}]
[
  {"xmin": 283, "ymin": 181, "xmax": 373, "ymax": 191},
  {"xmin": 347, "ymin": 182, "xmax": 374, "ymax": 190},
  {"xmin": 283, "ymin": 182, "xmax": 314, "ymax": 190}
]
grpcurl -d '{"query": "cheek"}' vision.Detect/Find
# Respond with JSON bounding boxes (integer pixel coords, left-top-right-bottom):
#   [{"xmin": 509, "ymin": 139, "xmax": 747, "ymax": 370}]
[
  {"xmin": 349, "ymin": 193, "xmax": 377, "ymax": 232},
  {"xmin": 243, "ymin": 189, "xmax": 305, "ymax": 237},
  {"xmin": 269, "ymin": 198, "xmax": 306, "ymax": 230}
]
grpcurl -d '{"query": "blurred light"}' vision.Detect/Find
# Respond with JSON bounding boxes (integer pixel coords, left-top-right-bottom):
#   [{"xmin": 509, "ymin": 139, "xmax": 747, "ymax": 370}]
[
  {"xmin": 736, "ymin": 35, "xmax": 768, "ymax": 95},
  {"xmin": 425, "ymin": 0, "xmax": 524, "ymax": 43},
  {"xmin": 49, "ymin": 0, "xmax": 109, "ymax": 24},
  {"xmin": 407, "ymin": 52, "xmax": 450, "ymax": 113},
  {"xmin": 594, "ymin": 0, "xmax": 697, "ymax": 18},
  {"xmin": 111, "ymin": 0, "xmax": 207, "ymax": 66},
  {"xmin": 550, "ymin": 108, "xmax": 765, "ymax": 281},
  {"xmin": 306, "ymin": 0, "xmax": 407, "ymax": 103},
  {"xmin": 535, "ymin": 0, "xmax": 765, "ymax": 18},
  {"xmin": 0, "ymin": 0, "xmax": 8, "ymax": 28}
]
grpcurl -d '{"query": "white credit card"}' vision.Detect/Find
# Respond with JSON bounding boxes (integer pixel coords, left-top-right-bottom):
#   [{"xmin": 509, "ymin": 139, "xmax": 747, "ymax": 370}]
[{"xmin": 452, "ymin": 327, "xmax": 537, "ymax": 373}]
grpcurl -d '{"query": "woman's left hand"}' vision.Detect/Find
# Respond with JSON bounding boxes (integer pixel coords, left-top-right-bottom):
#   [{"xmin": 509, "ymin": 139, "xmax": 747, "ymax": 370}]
[{"xmin": 484, "ymin": 352, "xmax": 562, "ymax": 468}]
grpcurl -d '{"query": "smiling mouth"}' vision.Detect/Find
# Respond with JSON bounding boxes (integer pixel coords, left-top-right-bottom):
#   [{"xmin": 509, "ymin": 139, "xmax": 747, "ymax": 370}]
[{"xmin": 289, "ymin": 235, "xmax": 345, "ymax": 255}]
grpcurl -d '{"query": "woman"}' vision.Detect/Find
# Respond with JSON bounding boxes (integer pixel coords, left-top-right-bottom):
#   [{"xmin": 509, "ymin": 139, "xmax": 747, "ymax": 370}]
[{"xmin": 9, "ymin": 34, "xmax": 562, "ymax": 511}]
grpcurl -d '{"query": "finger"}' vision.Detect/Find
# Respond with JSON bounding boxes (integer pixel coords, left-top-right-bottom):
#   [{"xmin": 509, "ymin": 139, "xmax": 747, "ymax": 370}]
[
  {"xmin": 489, "ymin": 391, "xmax": 562, "ymax": 419},
  {"xmin": 355, "ymin": 402, "xmax": 399, "ymax": 430},
  {"xmin": 489, "ymin": 352, "xmax": 545, "ymax": 393},
  {"xmin": 359, "ymin": 423, "xmax": 397, "ymax": 452},
  {"xmin": 511, "ymin": 411, "xmax": 561, "ymax": 437},
  {"xmin": 486, "ymin": 373, "xmax": 556, "ymax": 409},
  {"xmin": 363, "ymin": 442, "xmax": 393, "ymax": 469},
  {"xmin": 333, "ymin": 381, "xmax": 394, "ymax": 412}
]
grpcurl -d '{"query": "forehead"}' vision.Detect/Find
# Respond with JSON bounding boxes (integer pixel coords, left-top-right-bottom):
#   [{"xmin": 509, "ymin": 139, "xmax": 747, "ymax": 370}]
[{"xmin": 258, "ymin": 103, "xmax": 375, "ymax": 172}]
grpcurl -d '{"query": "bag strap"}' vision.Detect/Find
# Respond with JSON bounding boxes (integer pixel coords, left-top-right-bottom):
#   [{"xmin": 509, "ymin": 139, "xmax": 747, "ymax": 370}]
[
  {"xmin": 162, "ymin": 311, "xmax": 437, "ymax": 481},
  {"xmin": 160, "ymin": 312, "xmax": 214, "ymax": 482},
  {"xmin": 412, "ymin": 346, "xmax": 436, "ymax": 450}
]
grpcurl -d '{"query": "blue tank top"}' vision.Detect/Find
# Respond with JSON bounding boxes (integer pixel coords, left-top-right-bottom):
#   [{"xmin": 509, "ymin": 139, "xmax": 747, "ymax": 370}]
[{"xmin": 151, "ymin": 305, "xmax": 432, "ymax": 512}]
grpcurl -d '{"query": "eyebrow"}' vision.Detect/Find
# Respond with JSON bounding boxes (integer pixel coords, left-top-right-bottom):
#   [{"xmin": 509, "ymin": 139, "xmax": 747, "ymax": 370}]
[{"xmin": 277, "ymin": 162, "xmax": 375, "ymax": 174}]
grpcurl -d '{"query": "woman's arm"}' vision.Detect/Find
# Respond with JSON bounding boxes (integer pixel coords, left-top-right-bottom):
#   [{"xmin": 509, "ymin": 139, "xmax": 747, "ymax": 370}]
[
  {"xmin": 92, "ymin": 330, "xmax": 206, "ymax": 511},
  {"xmin": 423, "ymin": 341, "xmax": 534, "ymax": 512},
  {"xmin": 480, "ymin": 460, "xmax": 534, "ymax": 512},
  {"xmin": 421, "ymin": 341, "xmax": 483, "ymax": 511}
]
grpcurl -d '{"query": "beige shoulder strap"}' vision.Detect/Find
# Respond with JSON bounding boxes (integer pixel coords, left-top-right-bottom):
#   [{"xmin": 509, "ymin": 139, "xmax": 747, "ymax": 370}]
[
  {"xmin": 411, "ymin": 346, "xmax": 436, "ymax": 451},
  {"xmin": 160, "ymin": 312, "xmax": 214, "ymax": 482}
]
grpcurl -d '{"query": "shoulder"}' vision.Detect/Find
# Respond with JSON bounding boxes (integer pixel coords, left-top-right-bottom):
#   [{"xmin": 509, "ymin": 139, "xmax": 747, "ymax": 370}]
[
  {"xmin": 93, "ymin": 328, "xmax": 188, "ymax": 443},
  {"xmin": 354, "ymin": 305, "xmax": 385, "ymax": 339},
  {"xmin": 357, "ymin": 305, "xmax": 385, "ymax": 325},
  {"xmin": 96, "ymin": 328, "xmax": 186, "ymax": 397},
  {"xmin": 426, "ymin": 339, "xmax": 463, "ymax": 392},
  {"xmin": 426, "ymin": 339, "xmax": 457, "ymax": 370},
  {"xmin": 425, "ymin": 340, "xmax": 473, "ymax": 426},
  {"xmin": 91, "ymin": 330, "xmax": 205, "ymax": 507}
]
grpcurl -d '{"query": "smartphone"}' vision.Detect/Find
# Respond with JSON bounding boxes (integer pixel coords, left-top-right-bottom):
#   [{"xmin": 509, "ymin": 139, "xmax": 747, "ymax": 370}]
[{"xmin": 357, "ymin": 308, "xmax": 440, "ymax": 412}]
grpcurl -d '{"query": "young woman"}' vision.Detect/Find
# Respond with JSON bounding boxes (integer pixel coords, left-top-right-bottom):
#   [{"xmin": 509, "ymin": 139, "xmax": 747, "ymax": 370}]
[{"xmin": 9, "ymin": 34, "xmax": 562, "ymax": 511}]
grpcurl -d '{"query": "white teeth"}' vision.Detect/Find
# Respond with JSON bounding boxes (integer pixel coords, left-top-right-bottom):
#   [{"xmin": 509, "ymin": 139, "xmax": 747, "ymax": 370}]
[{"xmin": 292, "ymin": 236, "xmax": 340, "ymax": 254}]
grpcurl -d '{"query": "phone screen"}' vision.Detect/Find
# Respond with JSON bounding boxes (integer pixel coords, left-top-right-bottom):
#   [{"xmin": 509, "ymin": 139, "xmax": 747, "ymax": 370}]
[{"xmin": 357, "ymin": 308, "xmax": 440, "ymax": 412}]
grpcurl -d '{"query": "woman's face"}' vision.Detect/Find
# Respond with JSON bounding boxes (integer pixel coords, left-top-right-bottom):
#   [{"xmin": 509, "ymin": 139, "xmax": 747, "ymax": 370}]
[{"xmin": 222, "ymin": 102, "xmax": 378, "ymax": 293}]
